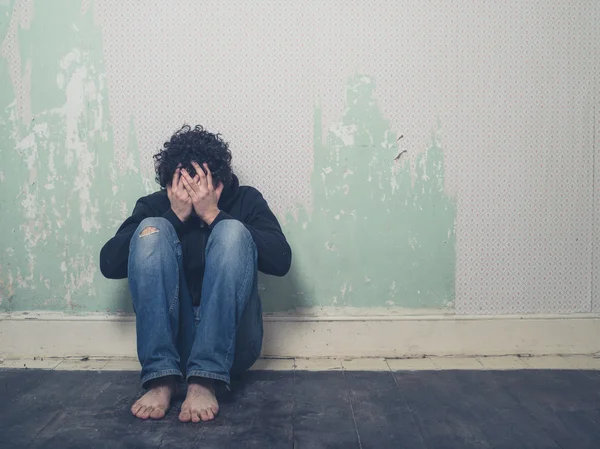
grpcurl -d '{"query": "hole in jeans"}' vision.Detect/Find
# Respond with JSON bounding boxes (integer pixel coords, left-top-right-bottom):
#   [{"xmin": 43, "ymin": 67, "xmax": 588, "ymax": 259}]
[{"xmin": 140, "ymin": 226, "xmax": 159, "ymax": 237}]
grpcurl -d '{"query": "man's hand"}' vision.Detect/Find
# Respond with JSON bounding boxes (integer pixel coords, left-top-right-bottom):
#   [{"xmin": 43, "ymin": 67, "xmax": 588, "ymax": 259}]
[
  {"xmin": 180, "ymin": 162, "xmax": 224, "ymax": 226},
  {"xmin": 167, "ymin": 168, "xmax": 193, "ymax": 222}
]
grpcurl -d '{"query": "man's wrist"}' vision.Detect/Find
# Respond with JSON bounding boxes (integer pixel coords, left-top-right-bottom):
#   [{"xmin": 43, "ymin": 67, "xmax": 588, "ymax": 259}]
[
  {"xmin": 163, "ymin": 208, "xmax": 185, "ymax": 231},
  {"xmin": 202, "ymin": 208, "xmax": 221, "ymax": 226},
  {"xmin": 173, "ymin": 208, "xmax": 189, "ymax": 223}
]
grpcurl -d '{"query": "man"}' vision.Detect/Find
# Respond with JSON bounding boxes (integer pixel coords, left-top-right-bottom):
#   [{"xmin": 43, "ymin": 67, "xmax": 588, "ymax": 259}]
[{"xmin": 99, "ymin": 125, "xmax": 291, "ymax": 422}]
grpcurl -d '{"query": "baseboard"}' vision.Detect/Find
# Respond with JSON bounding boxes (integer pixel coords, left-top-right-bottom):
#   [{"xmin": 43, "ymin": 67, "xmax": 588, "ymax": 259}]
[{"xmin": 1, "ymin": 312, "xmax": 599, "ymax": 359}]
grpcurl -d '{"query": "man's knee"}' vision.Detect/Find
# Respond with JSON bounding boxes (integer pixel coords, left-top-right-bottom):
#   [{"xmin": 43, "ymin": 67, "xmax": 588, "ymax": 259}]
[
  {"xmin": 130, "ymin": 218, "xmax": 178, "ymax": 258},
  {"xmin": 209, "ymin": 220, "xmax": 255, "ymax": 256},
  {"xmin": 136, "ymin": 217, "xmax": 175, "ymax": 239},
  {"xmin": 140, "ymin": 226, "xmax": 159, "ymax": 237}
]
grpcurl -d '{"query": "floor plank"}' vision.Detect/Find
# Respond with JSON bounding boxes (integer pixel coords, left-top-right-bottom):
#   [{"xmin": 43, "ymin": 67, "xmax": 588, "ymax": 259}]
[
  {"xmin": 29, "ymin": 371, "xmax": 169, "ymax": 449},
  {"xmin": 343, "ymin": 370, "xmax": 426, "ymax": 449},
  {"xmin": 392, "ymin": 371, "xmax": 493, "ymax": 449},
  {"xmin": 293, "ymin": 371, "xmax": 361, "ymax": 449},
  {"xmin": 436, "ymin": 370, "xmax": 560, "ymax": 448},
  {"xmin": 492, "ymin": 370, "xmax": 600, "ymax": 412},
  {"xmin": 227, "ymin": 371, "xmax": 294, "ymax": 449},
  {"xmin": 0, "ymin": 369, "xmax": 50, "ymax": 405}
]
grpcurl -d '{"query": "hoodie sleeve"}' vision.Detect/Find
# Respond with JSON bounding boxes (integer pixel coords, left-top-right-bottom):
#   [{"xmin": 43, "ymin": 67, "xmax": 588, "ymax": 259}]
[
  {"xmin": 209, "ymin": 188, "xmax": 292, "ymax": 277},
  {"xmin": 99, "ymin": 198, "xmax": 182, "ymax": 279}
]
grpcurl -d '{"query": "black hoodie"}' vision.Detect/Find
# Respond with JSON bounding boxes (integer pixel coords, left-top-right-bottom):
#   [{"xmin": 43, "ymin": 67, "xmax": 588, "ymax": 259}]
[{"xmin": 99, "ymin": 175, "xmax": 291, "ymax": 305}]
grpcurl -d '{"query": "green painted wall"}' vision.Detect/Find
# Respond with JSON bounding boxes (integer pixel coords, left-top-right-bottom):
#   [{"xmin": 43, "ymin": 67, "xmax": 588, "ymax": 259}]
[
  {"xmin": 0, "ymin": 2, "xmax": 455, "ymax": 314},
  {"xmin": 260, "ymin": 76, "xmax": 456, "ymax": 312},
  {"xmin": 0, "ymin": 0, "xmax": 144, "ymax": 313}
]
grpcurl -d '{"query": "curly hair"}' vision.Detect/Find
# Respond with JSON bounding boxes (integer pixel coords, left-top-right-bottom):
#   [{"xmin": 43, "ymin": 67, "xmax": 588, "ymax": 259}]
[{"xmin": 153, "ymin": 125, "xmax": 233, "ymax": 189}]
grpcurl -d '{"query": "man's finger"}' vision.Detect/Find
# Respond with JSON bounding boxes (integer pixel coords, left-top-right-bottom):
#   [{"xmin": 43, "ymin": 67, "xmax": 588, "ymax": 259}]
[
  {"xmin": 192, "ymin": 162, "xmax": 207, "ymax": 189},
  {"xmin": 180, "ymin": 174, "xmax": 197, "ymax": 199},
  {"xmin": 181, "ymin": 183, "xmax": 194, "ymax": 200},
  {"xmin": 180, "ymin": 178, "xmax": 193, "ymax": 199},
  {"xmin": 203, "ymin": 163, "xmax": 215, "ymax": 191},
  {"xmin": 172, "ymin": 168, "xmax": 181, "ymax": 192},
  {"xmin": 216, "ymin": 182, "xmax": 224, "ymax": 201},
  {"xmin": 177, "ymin": 184, "xmax": 190, "ymax": 199},
  {"xmin": 181, "ymin": 169, "xmax": 200, "ymax": 193}
]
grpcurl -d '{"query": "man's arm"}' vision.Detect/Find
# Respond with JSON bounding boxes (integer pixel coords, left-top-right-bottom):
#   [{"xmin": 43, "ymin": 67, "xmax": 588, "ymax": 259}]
[
  {"xmin": 99, "ymin": 198, "xmax": 182, "ymax": 279},
  {"xmin": 209, "ymin": 189, "xmax": 292, "ymax": 277}
]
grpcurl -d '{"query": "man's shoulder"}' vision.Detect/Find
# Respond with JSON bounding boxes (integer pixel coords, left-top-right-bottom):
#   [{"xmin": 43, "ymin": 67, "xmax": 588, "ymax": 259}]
[
  {"xmin": 238, "ymin": 185, "xmax": 260, "ymax": 195},
  {"xmin": 136, "ymin": 190, "xmax": 169, "ymax": 210},
  {"xmin": 237, "ymin": 185, "xmax": 266, "ymax": 204}
]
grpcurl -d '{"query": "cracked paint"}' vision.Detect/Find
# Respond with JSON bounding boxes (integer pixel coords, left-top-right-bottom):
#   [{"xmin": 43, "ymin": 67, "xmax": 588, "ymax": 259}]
[
  {"xmin": 260, "ymin": 75, "xmax": 456, "ymax": 312},
  {"xmin": 0, "ymin": 0, "xmax": 144, "ymax": 312}
]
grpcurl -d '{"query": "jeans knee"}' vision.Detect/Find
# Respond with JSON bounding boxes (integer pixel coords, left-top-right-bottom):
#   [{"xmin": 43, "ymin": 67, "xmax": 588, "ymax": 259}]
[
  {"xmin": 137, "ymin": 217, "xmax": 174, "ymax": 236},
  {"xmin": 130, "ymin": 217, "xmax": 178, "ymax": 259},
  {"xmin": 209, "ymin": 220, "xmax": 255, "ymax": 257},
  {"xmin": 139, "ymin": 226, "xmax": 159, "ymax": 237}
]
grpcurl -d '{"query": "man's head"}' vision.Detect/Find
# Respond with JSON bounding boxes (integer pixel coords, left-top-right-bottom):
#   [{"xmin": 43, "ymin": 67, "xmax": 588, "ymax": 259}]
[{"xmin": 154, "ymin": 125, "xmax": 233, "ymax": 189}]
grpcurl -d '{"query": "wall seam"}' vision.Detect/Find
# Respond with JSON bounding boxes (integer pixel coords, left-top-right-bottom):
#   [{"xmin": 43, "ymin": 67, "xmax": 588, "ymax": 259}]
[
  {"xmin": 592, "ymin": 100, "xmax": 597, "ymax": 312},
  {"xmin": 590, "ymin": 3, "xmax": 600, "ymax": 312}
]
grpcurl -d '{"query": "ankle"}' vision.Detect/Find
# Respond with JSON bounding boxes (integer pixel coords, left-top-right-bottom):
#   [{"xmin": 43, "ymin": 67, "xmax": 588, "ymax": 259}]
[
  {"xmin": 188, "ymin": 376, "xmax": 215, "ymax": 390},
  {"xmin": 147, "ymin": 376, "xmax": 176, "ymax": 391}
]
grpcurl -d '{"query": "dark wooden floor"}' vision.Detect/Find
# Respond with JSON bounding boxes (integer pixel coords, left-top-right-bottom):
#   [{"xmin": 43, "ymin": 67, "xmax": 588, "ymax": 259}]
[{"xmin": 1, "ymin": 368, "xmax": 600, "ymax": 448}]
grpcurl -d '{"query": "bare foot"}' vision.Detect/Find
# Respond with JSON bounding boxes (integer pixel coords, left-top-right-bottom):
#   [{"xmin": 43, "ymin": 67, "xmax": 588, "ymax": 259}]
[
  {"xmin": 131, "ymin": 377, "xmax": 175, "ymax": 420},
  {"xmin": 179, "ymin": 378, "xmax": 220, "ymax": 423}
]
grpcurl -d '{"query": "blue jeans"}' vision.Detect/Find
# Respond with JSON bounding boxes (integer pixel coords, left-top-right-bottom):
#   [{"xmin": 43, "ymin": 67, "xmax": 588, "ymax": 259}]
[{"xmin": 128, "ymin": 217, "xmax": 263, "ymax": 387}]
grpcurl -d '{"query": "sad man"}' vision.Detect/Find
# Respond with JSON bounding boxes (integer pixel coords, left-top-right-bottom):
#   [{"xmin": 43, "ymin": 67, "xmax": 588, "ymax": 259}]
[{"xmin": 99, "ymin": 125, "xmax": 291, "ymax": 422}]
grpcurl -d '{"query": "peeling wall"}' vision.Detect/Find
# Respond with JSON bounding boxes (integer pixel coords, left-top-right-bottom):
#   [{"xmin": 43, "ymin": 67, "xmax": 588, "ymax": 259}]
[
  {"xmin": 0, "ymin": 0, "xmax": 598, "ymax": 316},
  {"xmin": 260, "ymin": 76, "xmax": 455, "ymax": 313},
  {"xmin": 0, "ymin": 0, "xmax": 143, "ymax": 313}
]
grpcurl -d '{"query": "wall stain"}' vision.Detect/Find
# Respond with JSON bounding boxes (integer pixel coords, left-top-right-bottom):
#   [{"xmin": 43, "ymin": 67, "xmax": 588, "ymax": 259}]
[
  {"xmin": 260, "ymin": 75, "xmax": 456, "ymax": 313},
  {"xmin": 0, "ymin": 0, "xmax": 143, "ymax": 312}
]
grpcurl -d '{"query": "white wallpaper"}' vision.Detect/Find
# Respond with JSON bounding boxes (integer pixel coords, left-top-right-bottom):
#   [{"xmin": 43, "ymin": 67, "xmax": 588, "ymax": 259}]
[{"xmin": 451, "ymin": 1, "xmax": 598, "ymax": 314}]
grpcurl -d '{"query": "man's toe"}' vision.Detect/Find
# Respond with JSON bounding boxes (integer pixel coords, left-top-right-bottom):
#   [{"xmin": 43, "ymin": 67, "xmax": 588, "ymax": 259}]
[
  {"xmin": 205, "ymin": 409, "xmax": 215, "ymax": 421},
  {"xmin": 191, "ymin": 411, "xmax": 201, "ymax": 423},
  {"xmin": 179, "ymin": 410, "xmax": 191, "ymax": 423},
  {"xmin": 140, "ymin": 406, "xmax": 152, "ymax": 419},
  {"xmin": 131, "ymin": 403, "xmax": 142, "ymax": 416},
  {"xmin": 134, "ymin": 406, "xmax": 146, "ymax": 418},
  {"xmin": 150, "ymin": 407, "xmax": 166, "ymax": 420}
]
